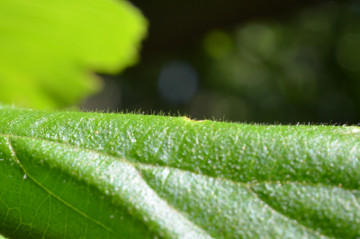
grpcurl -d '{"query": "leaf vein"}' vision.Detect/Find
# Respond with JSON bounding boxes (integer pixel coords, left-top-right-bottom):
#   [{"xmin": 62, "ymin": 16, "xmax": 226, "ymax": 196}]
[
  {"xmin": 132, "ymin": 164, "xmax": 214, "ymax": 238},
  {"xmin": 5, "ymin": 136, "xmax": 120, "ymax": 238},
  {"xmin": 1, "ymin": 132, "xmax": 357, "ymax": 193},
  {"xmin": 246, "ymin": 186, "xmax": 333, "ymax": 239}
]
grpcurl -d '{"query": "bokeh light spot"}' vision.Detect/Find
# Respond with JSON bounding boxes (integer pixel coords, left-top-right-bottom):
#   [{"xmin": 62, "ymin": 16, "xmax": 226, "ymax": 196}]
[
  {"xmin": 157, "ymin": 61, "xmax": 198, "ymax": 105},
  {"xmin": 203, "ymin": 30, "xmax": 233, "ymax": 59},
  {"xmin": 236, "ymin": 24, "xmax": 277, "ymax": 61}
]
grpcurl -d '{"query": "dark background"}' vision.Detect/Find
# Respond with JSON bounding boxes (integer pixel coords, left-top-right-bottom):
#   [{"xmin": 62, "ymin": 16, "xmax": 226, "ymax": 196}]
[{"xmin": 82, "ymin": 0, "xmax": 360, "ymax": 124}]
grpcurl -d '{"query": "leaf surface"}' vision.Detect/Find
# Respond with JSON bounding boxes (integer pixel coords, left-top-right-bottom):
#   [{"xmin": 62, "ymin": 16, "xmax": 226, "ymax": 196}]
[
  {"xmin": 0, "ymin": 105, "xmax": 359, "ymax": 238},
  {"xmin": 0, "ymin": 0, "xmax": 146, "ymax": 108}
]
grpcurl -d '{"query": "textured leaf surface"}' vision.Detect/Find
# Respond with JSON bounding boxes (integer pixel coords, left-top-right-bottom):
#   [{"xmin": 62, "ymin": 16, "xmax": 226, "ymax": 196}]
[
  {"xmin": 0, "ymin": 0, "xmax": 146, "ymax": 108},
  {"xmin": 0, "ymin": 105, "xmax": 359, "ymax": 238}
]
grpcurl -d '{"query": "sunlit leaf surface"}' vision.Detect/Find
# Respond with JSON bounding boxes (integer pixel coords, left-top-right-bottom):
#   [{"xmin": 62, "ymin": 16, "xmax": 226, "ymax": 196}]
[
  {"xmin": 0, "ymin": 0, "xmax": 146, "ymax": 108},
  {"xmin": 0, "ymin": 105, "xmax": 359, "ymax": 238}
]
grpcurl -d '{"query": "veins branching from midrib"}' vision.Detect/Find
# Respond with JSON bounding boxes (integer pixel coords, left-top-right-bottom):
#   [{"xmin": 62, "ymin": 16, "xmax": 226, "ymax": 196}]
[
  {"xmin": 246, "ymin": 186, "xmax": 332, "ymax": 239},
  {"xmin": 3, "ymin": 133, "xmax": 211, "ymax": 239},
  {"xmin": 4, "ymin": 136, "xmax": 120, "ymax": 238},
  {"xmin": 0, "ymin": 132, "xmax": 356, "ymax": 239},
  {"xmin": 0, "ymin": 132, "xmax": 357, "ymax": 192}
]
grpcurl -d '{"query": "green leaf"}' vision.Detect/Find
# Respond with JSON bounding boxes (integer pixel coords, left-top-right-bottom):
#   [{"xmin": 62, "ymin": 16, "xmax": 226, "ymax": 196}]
[
  {"xmin": 0, "ymin": 104, "xmax": 359, "ymax": 238},
  {"xmin": 0, "ymin": 0, "xmax": 147, "ymax": 108}
]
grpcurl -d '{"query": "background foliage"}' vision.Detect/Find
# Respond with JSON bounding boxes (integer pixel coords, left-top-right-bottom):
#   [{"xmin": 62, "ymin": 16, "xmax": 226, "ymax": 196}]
[
  {"xmin": 89, "ymin": 0, "xmax": 360, "ymax": 124},
  {"xmin": 1, "ymin": 0, "xmax": 359, "ymax": 125}
]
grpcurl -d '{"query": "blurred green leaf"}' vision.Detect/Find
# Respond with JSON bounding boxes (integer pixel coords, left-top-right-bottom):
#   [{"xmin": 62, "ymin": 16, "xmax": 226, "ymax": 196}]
[
  {"xmin": 1, "ymin": 105, "xmax": 360, "ymax": 238},
  {"xmin": 0, "ymin": 0, "xmax": 147, "ymax": 108}
]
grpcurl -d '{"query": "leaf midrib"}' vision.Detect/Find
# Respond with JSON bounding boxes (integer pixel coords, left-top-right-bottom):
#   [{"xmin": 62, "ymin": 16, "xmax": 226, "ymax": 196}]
[
  {"xmin": 0, "ymin": 132, "xmax": 340, "ymax": 238},
  {"xmin": 0, "ymin": 132, "xmax": 356, "ymax": 192},
  {"xmin": 3, "ymin": 132, "xmax": 214, "ymax": 239},
  {"xmin": 4, "ymin": 135, "xmax": 119, "ymax": 238}
]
